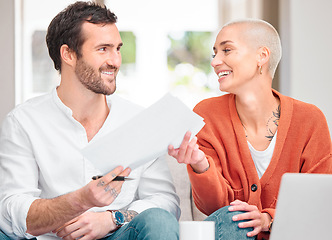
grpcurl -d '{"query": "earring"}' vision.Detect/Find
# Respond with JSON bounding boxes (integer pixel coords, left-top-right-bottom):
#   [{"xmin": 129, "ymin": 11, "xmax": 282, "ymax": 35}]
[{"xmin": 259, "ymin": 66, "xmax": 263, "ymax": 74}]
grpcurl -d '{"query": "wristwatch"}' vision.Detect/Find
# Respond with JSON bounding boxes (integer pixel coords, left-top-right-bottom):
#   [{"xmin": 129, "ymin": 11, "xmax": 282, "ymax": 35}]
[{"xmin": 111, "ymin": 210, "xmax": 125, "ymax": 227}]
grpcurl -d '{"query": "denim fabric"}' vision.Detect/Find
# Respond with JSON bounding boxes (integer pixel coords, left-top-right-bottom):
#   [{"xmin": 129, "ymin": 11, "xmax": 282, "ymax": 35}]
[
  {"xmin": 0, "ymin": 230, "xmax": 37, "ymax": 240},
  {"xmin": 103, "ymin": 208, "xmax": 179, "ymax": 240},
  {"xmin": 1, "ymin": 208, "xmax": 177, "ymax": 240},
  {"xmin": 205, "ymin": 206, "xmax": 256, "ymax": 240},
  {"xmin": 0, "ymin": 231, "xmax": 10, "ymax": 240}
]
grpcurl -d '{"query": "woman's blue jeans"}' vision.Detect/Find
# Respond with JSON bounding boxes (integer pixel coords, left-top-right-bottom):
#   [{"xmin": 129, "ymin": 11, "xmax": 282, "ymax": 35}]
[
  {"xmin": 0, "ymin": 208, "xmax": 178, "ymax": 240},
  {"xmin": 205, "ymin": 206, "xmax": 256, "ymax": 240}
]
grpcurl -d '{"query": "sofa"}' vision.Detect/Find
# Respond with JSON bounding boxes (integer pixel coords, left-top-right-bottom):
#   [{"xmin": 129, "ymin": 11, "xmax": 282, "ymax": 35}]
[{"xmin": 166, "ymin": 155, "xmax": 207, "ymax": 221}]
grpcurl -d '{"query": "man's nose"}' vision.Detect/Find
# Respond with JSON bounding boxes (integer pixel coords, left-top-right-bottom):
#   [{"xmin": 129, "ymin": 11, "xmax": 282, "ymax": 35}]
[{"xmin": 106, "ymin": 51, "xmax": 121, "ymax": 68}]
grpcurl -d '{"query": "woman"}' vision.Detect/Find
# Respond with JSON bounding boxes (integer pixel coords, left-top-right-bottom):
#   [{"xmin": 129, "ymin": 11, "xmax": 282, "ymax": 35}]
[{"xmin": 169, "ymin": 19, "xmax": 332, "ymax": 240}]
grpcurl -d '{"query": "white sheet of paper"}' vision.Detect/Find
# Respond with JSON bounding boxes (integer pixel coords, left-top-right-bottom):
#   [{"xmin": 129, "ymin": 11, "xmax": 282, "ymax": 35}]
[{"xmin": 82, "ymin": 93, "xmax": 205, "ymax": 174}]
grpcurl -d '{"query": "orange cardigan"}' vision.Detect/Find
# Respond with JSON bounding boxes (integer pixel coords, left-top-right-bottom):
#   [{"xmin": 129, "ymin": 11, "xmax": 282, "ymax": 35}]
[{"xmin": 188, "ymin": 90, "xmax": 332, "ymax": 239}]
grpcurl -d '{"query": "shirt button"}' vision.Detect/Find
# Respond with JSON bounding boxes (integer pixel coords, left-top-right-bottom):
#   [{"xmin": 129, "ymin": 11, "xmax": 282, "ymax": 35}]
[{"xmin": 251, "ymin": 184, "xmax": 258, "ymax": 192}]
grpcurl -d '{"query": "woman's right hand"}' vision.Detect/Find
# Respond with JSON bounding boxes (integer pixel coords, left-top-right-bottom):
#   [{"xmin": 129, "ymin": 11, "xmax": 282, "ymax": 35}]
[{"xmin": 168, "ymin": 131, "xmax": 209, "ymax": 173}]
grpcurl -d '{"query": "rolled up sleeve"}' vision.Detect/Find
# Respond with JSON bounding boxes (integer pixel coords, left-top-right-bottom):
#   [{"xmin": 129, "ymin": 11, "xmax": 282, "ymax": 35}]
[{"xmin": 0, "ymin": 114, "xmax": 40, "ymax": 239}]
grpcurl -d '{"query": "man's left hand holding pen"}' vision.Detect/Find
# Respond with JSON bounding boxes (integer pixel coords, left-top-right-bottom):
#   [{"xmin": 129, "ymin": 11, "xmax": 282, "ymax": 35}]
[
  {"xmin": 52, "ymin": 166, "xmax": 132, "ymax": 239},
  {"xmin": 81, "ymin": 166, "xmax": 131, "ymax": 207}
]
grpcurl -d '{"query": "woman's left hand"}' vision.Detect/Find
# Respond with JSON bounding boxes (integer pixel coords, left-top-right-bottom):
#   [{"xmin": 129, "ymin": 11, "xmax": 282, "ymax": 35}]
[{"xmin": 228, "ymin": 200, "xmax": 271, "ymax": 237}]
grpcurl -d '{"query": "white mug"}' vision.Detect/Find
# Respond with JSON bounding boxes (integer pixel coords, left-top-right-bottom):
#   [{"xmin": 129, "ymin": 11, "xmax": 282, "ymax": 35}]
[{"xmin": 179, "ymin": 221, "xmax": 215, "ymax": 240}]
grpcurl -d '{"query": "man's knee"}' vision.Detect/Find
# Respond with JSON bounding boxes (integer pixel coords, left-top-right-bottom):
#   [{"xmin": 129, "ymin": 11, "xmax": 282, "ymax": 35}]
[
  {"xmin": 132, "ymin": 208, "xmax": 179, "ymax": 239},
  {"xmin": 137, "ymin": 208, "xmax": 178, "ymax": 229}
]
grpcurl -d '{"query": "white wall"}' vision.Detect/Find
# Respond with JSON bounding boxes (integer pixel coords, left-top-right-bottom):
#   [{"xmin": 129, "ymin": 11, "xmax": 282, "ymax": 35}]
[
  {"xmin": 280, "ymin": 0, "xmax": 332, "ymax": 133},
  {"xmin": 0, "ymin": 1, "xmax": 15, "ymax": 123}
]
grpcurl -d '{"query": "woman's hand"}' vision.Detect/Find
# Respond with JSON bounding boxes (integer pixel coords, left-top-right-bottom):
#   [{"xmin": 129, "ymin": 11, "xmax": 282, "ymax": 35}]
[
  {"xmin": 168, "ymin": 131, "xmax": 209, "ymax": 173},
  {"xmin": 228, "ymin": 200, "xmax": 271, "ymax": 237}
]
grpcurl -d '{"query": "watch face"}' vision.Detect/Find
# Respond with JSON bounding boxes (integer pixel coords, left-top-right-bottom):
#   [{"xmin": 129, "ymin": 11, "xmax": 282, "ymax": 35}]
[{"xmin": 115, "ymin": 211, "xmax": 125, "ymax": 225}]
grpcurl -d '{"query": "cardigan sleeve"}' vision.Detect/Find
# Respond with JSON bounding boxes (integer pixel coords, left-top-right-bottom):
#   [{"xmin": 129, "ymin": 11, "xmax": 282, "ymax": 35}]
[
  {"xmin": 187, "ymin": 156, "xmax": 237, "ymax": 215},
  {"xmin": 187, "ymin": 110, "xmax": 239, "ymax": 215},
  {"xmin": 298, "ymin": 105, "xmax": 332, "ymax": 174}
]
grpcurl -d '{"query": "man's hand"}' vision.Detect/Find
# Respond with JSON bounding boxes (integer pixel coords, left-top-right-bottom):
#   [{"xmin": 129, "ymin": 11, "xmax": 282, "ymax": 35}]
[
  {"xmin": 78, "ymin": 166, "xmax": 131, "ymax": 209},
  {"xmin": 26, "ymin": 166, "xmax": 130, "ymax": 236},
  {"xmin": 168, "ymin": 131, "xmax": 209, "ymax": 173},
  {"xmin": 228, "ymin": 200, "xmax": 271, "ymax": 237},
  {"xmin": 54, "ymin": 211, "xmax": 115, "ymax": 240}
]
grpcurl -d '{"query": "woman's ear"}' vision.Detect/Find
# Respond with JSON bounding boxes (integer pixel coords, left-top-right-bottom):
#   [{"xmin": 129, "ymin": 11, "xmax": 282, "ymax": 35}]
[
  {"xmin": 60, "ymin": 44, "xmax": 76, "ymax": 68},
  {"xmin": 257, "ymin": 46, "xmax": 270, "ymax": 67}
]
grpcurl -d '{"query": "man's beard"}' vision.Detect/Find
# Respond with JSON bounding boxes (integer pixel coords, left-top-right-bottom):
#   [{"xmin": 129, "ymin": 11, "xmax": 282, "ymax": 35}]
[{"xmin": 75, "ymin": 58, "xmax": 117, "ymax": 95}]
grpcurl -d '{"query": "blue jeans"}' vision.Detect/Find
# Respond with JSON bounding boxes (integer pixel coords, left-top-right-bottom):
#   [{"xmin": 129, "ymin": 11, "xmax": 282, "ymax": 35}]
[
  {"xmin": 205, "ymin": 206, "xmax": 256, "ymax": 240},
  {"xmin": 0, "ymin": 230, "xmax": 10, "ymax": 240},
  {"xmin": 103, "ymin": 208, "xmax": 179, "ymax": 240},
  {"xmin": 0, "ymin": 208, "xmax": 178, "ymax": 240},
  {"xmin": 0, "ymin": 230, "xmax": 35, "ymax": 240}
]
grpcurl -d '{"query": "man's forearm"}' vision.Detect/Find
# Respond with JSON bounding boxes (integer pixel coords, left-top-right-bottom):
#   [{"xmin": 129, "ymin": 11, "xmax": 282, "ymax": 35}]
[
  {"xmin": 26, "ymin": 167, "xmax": 128, "ymax": 236},
  {"xmin": 26, "ymin": 190, "xmax": 89, "ymax": 236}
]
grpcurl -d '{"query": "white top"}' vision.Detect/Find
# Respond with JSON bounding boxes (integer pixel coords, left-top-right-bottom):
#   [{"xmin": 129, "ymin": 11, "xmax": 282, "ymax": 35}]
[
  {"xmin": 247, "ymin": 132, "xmax": 277, "ymax": 179},
  {"xmin": 0, "ymin": 89, "xmax": 180, "ymax": 239}
]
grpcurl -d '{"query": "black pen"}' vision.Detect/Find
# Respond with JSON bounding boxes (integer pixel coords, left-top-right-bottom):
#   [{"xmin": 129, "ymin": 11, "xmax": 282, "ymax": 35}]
[{"xmin": 92, "ymin": 175, "xmax": 134, "ymax": 181}]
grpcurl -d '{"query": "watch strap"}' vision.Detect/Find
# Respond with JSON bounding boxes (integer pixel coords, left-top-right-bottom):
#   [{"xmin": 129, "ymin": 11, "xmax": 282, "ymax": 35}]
[{"xmin": 268, "ymin": 218, "xmax": 274, "ymax": 232}]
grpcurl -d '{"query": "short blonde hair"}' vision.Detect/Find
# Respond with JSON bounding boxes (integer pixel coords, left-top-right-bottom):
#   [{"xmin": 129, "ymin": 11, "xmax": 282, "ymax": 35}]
[{"xmin": 223, "ymin": 19, "xmax": 282, "ymax": 78}]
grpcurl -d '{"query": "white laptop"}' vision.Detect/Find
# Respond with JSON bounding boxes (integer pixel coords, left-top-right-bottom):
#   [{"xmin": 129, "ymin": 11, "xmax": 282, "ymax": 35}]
[{"xmin": 270, "ymin": 173, "xmax": 332, "ymax": 240}]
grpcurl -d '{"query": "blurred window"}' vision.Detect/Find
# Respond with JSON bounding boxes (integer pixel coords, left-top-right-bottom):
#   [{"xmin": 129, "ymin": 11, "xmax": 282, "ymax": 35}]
[{"xmin": 17, "ymin": 0, "xmax": 219, "ymax": 107}]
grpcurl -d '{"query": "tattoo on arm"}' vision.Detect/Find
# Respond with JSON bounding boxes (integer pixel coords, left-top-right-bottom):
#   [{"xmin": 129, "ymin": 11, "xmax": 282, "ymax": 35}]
[
  {"xmin": 118, "ymin": 210, "xmax": 138, "ymax": 222},
  {"xmin": 265, "ymin": 105, "xmax": 280, "ymax": 141}
]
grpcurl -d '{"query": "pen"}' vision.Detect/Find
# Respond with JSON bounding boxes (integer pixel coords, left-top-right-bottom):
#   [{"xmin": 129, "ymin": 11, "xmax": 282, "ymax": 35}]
[{"xmin": 92, "ymin": 175, "xmax": 134, "ymax": 181}]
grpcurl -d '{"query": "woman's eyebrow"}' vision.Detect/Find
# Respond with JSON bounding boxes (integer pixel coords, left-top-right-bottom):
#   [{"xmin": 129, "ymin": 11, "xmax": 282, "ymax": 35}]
[{"xmin": 213, "ymin": 40, "xmax": 233, "ymax": 51}]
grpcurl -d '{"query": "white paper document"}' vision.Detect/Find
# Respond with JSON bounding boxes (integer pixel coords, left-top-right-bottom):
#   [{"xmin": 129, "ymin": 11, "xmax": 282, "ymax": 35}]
[{"xmin": 82, "ymin": 93, "xmax": 205, "ymax": 174}]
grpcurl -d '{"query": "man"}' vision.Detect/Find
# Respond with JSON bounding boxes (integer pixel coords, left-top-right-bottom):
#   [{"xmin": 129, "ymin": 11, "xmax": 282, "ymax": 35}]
[{"xmin": 0, "ymin": 2, "xmax": 180, "ymax": 239}]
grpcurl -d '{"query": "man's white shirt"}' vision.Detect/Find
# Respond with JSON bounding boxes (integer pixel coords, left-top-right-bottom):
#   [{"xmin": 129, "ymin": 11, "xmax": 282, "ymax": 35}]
[{"xmin": 0, "ymin": 88, "xmax": 180, "ymax": 239}]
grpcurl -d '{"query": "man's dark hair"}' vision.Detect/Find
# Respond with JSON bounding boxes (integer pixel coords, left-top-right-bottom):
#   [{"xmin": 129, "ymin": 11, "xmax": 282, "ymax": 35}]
[{"xmin": 46, "ymin": 1, "xmax": 117, "ymax": 73}]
